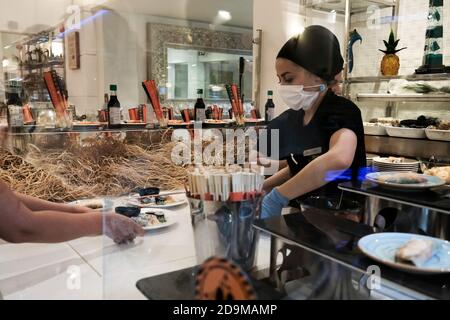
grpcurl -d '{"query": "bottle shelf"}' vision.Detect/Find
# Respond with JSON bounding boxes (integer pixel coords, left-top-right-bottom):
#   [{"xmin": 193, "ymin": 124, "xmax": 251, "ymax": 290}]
[{"xmin": 21, "ymin": 60, "xmax": 65, "ymax": 71}]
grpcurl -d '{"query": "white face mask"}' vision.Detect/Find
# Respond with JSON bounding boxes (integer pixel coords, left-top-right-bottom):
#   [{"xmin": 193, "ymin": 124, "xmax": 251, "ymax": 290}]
[{"xmin": 278, "ymin": 84, "xmax": 327, "ymax": 111}]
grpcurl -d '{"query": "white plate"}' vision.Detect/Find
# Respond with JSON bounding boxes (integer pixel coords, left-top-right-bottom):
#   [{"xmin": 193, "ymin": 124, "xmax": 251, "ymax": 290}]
[
  {"xmin": 138, "ymin": 210, "xmax": 178, "ymax": 231},
  {"xmin": 358, "ymin": 233, "xmax": 450, "ymax": 274},
  {"xmin": 373, "ymin": 167, "xmax": 418, "ymax": 173},
  {"xmin": 366, "ymin": 172, "xmax": 445, "ymax": 190},
  {"xmin": 364, "ymin": 125, "xmax": 387, "ymax": 136},
  {"xmin": 127, "ymin": 196, "xmax": 187, "ymax": 209},
  {"xmin": 373, "ymin": 157, "xmax": 419, "ymax": 166},
  {"xmin": 373, "ymin": 165, "xmax": 419, "ymax": 172},
  {"xmin": 366, "ymin": 153, "xmax": 378, "ymax": 166},
  {"xmin": 425, "ymin": 128, "xmax": 450, "ymax": 142},
  {"xmin": 372, "ymin": 157, "xmax": 419, "ymax": 173},
  {"xmin": 385, "ymin": 126, "xmax": 426, "ymax": 139},
  {"xmin": 373, "ymin": 162, "xmax": 419, "ymax": 167},
  {"xmin": 373, "ymin": 164, "xmax": 419, "ymax": 169}
]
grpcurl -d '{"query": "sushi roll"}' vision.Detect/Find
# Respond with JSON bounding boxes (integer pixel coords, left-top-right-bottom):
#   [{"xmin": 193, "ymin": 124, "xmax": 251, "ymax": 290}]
[{"xmin": 395, "ymin": 238, "xmax": 434, "ymax": 267}]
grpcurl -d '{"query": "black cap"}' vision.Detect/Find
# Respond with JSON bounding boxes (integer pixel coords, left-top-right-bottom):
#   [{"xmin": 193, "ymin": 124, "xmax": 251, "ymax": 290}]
[{"xmin": 277, "ymin": 25, "xmax": 344, "ymax": 83}]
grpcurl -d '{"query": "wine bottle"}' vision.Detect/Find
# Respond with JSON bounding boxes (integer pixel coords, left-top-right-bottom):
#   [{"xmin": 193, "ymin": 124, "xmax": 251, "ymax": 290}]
[
  {"xmin": 194, "ymin": 89, "xmax": 206, "ymax": 122},
  {"xmin": 108, "ymin": 85, "xmax": 121, "ymax": 129},
  {"xmin": 265, "ymin": 90, "xmax": 275, "ymax": 123}
]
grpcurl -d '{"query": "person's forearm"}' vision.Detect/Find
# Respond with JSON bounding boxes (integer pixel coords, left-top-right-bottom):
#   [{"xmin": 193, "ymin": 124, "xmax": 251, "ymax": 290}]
[
  {"xmin": 1, "ymin": 180, "xmax": 102, "ymax": 243},
  {"xmin": 263, "ymin": 167, "xmax": 292, "ymax": 192},
  {"xmin": 277, "ymin": 151, "xmax": 349, "ymax": 200},
  {"xmin": 9, "ymin": 208, "xmax": 102, "ymax": 243},
  {"xmin": 278, "ymin": 160, "xmax": 288, "ymax": 169},
  {"xmin": 14, "ymin": 192, "xmax": 88, "ymax": 213}
]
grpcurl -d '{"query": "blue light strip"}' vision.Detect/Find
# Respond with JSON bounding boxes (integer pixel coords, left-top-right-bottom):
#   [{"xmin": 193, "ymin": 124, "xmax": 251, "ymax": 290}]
[
  {"xmin": 325, "ymin": 166, "xmax": 375, "ymax": 182},
  {"xmin": 57, "ymin": 9, "xmax": 109, "ymax": 38}
]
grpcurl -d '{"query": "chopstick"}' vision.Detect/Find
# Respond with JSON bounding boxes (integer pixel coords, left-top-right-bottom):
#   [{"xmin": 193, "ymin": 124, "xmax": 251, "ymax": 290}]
[
  {"xmin": 187, "ymin": 165, "xmax": 265, "ymax": 201},
  {"xmin": 136, "ymin": 191, "xmax": 186, "ymax": 199}
]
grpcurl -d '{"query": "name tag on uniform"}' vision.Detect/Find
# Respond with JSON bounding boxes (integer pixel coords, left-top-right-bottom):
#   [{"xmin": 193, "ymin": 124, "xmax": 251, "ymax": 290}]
[{"xmin": 303, "ymin": 147, "xmax": 322, "ymax": 157}]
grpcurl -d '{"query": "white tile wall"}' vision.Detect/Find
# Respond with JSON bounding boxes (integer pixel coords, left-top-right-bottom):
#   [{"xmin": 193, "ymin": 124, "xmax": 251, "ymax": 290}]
[
  {"xmin": 350, "ymin": 7, "xmax": 393, "ymax": 78},
  {"xmin": 65, "ymin": 9, "xmax": 100, "ymax": 117},
  {"xmin": 69, "ymin": 96, "xmax": 100, "ymax": 116}
]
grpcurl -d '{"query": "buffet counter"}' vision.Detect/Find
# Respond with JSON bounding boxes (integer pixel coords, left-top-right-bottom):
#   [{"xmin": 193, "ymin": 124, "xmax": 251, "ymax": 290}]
[
  {"xmin": 1, "ymin": 189, "xmax": 448, "ymax": 300},
  {"xmin": 365, "ymin": 135, "xmax": 450, "ymax": 162},
  {"xmin": 254, "ymin": 210, "xmax": 449, "ymax": 300},
  {"xmin": 0, "ymin": 193, "xmax": 271, "ymax": 300}
]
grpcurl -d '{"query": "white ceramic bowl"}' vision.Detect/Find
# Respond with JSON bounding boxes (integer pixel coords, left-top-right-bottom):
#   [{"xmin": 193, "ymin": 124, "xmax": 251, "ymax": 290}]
[
  {"xmin": 364, "ymin": 124, "xmax": 387, "ymax": 136},
  {"xmin": 385, "ymin": 126, "xmax": 426, "ymax": 139},
  {"xmin": 425, "ymin": 128, "xmax": 450, "ymax": 142}
]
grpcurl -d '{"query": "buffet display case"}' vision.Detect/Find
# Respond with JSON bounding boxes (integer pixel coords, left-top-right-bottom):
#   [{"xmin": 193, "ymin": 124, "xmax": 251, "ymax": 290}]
[{"xmin": 1, "ymin": 0, "xmax": 450, "ymax": 302}]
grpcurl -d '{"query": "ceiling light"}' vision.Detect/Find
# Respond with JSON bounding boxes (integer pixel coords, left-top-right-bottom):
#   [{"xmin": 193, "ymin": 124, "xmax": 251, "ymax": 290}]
[{"xmin": 218, "ymin": 10, "xmax": 232, "ymax": 21}]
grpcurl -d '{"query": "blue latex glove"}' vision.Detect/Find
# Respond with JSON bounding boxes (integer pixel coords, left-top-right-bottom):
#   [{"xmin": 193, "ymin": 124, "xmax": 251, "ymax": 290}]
[{"xmin": 261, "ymin": 188, "xmax": 290, "ymax": 219}]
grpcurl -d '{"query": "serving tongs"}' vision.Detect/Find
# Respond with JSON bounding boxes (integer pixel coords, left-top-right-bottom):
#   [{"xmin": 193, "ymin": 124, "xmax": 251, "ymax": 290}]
[
  {"xmin": 142, "ymin": 80, "xmax": 163, "ymax": 121},
  {"xmin": 225, "ymin": 84, "xmax": 245, "ymax": 125},
  {"xmin": 43, "ymin": 70, "xmax": 69, "ymax": 123}
]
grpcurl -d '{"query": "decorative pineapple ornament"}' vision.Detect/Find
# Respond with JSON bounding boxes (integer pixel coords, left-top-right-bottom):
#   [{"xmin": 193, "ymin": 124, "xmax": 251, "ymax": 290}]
[{"xmin": 379, "ymin": 30, "xmax": 407, "ymax": 76}]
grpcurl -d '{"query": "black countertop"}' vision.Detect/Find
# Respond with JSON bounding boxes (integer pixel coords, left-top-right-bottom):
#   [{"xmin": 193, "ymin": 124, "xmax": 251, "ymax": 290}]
[
  {"xmin": 253, "ymin": 210, "xmax": 450, "ymax": 300},
  {"xmin": 136, "ymin": 267, "xmax": 285, "ymax": 300},
  {"xmin": 339, "ymin": 181, "xmax": 450, "ymax": 214}
]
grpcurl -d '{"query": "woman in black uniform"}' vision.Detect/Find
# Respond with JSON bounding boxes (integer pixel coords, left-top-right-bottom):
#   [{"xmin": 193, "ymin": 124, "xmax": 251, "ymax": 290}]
[{"xmin": 261, "ymin": 25, "xmax": 366, "ymax": 219}]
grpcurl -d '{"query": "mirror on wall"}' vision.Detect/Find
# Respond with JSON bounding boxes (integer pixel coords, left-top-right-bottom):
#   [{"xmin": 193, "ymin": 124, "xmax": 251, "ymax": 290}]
[
  {"xmin": 166, "ymin": 46, "xmax": 252, "ymax": 102},
  {"xmin": 147, "ymin": 22, "xmax": 253, "ymax": 109},
  {"xmin": 1, "ymin": 32, "xmax": 26, "ymax": 101}
]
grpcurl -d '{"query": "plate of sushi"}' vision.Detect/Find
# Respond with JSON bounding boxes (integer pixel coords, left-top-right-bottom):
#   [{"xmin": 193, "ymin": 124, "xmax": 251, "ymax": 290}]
[
  {"xmin": 133, "ymin": 209, "xmax": 177, "ymax": 231},
  {"xmin": 115, "ymin": 206, "xmax": 177, "ymax": 231},
  {"xmin": 365, "ymin": 172, "xmax": 445, "ymax": 190},
  {"xmin": 127, "ymin": 194, "xmax": 187, "ymax": 209},
  {"xmin": 422, "ymin": 166, "xmax": 450, "ymax": 190},
  {"xmin": 126, "ymin": 188, "xmax": 187, "ymax": 208},
  {"xmin": 358, "ymin": 233, "xmax": 450, "ymax": 274}
]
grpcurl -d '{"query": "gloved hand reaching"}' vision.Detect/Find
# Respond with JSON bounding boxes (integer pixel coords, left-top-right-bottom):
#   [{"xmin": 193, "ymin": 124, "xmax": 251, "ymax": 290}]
[{"xmin": 261, "ymin": 188, "xmax": 290, "ymax": 219}]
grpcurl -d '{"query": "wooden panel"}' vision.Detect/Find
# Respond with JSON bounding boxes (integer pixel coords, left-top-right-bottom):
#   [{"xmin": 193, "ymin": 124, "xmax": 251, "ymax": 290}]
[{"xmin": 67, "ymin": 31, "xmax": 80, "ymax": 70}]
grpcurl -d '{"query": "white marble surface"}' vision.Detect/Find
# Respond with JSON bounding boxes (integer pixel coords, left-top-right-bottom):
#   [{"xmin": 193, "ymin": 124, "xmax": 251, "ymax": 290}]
[
  {"xmin": 0, "ymin": 242, "xmax": 102, "ymax": 300},
  {"xmin": 0, "ymin": 195, "xmax": 271, "ymax": 300}
]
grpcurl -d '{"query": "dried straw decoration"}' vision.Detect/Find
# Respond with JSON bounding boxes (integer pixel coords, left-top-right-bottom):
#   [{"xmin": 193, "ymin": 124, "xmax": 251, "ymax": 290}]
[
  {"xmin": 0, "ymin": 130, "xmax": 254, "ymax": 203},
  {"xmin": 0, "ymin": 136, "xmax": 188, "ymax": 202}
]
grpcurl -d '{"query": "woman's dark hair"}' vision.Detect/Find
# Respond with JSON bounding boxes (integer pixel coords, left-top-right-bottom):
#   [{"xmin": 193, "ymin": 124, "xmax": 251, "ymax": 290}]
[{"xmin": 277, "ymin": 25, "xmax": 344, "ymax": 83}]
